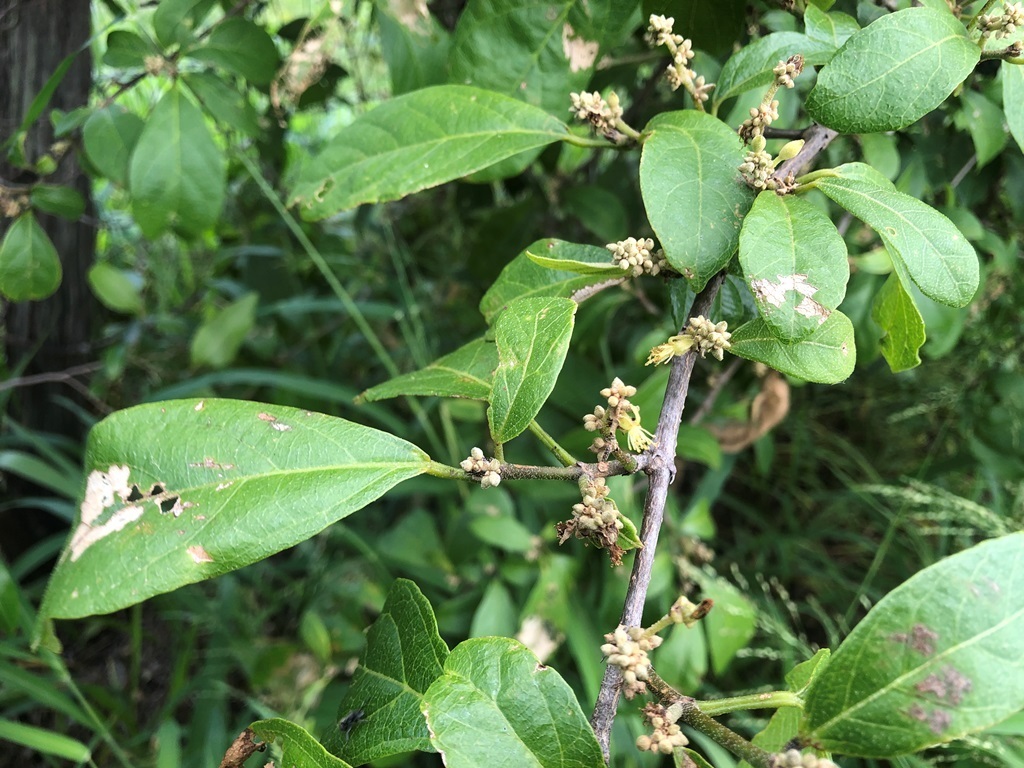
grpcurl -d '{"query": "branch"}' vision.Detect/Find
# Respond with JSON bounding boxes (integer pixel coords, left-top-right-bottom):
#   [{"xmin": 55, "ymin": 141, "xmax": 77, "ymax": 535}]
[
  {"xmin": 774, "ymin": 123, "xmax": 838, "ymax": 181},
  {"xmin": 589, "ymin": 271, "xmax": 727, "ymax": 759}
]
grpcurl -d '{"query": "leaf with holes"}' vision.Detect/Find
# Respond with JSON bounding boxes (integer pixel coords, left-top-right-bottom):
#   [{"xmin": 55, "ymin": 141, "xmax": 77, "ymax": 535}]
[
  {"xmin": 739, "ymin": 191, "xmax": 848, "ymax": 343},
  {"xmin": 479, "ymin": 239, "xmax": 618, "ymax": 324},
  {"xmin": 0, "ymin": 212, "xmax": 62, "ymax": 301},
  {"xmin": 640, "ymin": 110, "xmax": 755, "ymax": 291},
  {"xmin": 809, "ymin": 163, "xmax": 978, "ymax": 308},
  {"xmin": 801, "ymin": 533, "xmax": 1024, "ymax": 757},
  {"xmin": 729, "ymin": 311, "xmax": 856, "ymax": 384},
  {"xmin": 39, "ymin": 400, "xmax": 430, "ymax": 621},
  {"xmin": 422, "ymin": 637, "xmax": 604, "ymax": 768},
  {"xmin": 488, "ymin": 297, "xmax": 576, "ymax": 443},
  {"xmin": 358, "ymin": 338, "xmax": 498, "ymax": 402},
  {"xmin": 872, "ymin": 272, "xmax": 925, "ymax": 373},
  {"xmin": 806, "ymin": 7, "xmax": 979, "ymax": 133},
  {"xmin": 289, "ymin": 86, "xmax": 568, "ymax": 219},
  {"xmin": 322, "ymin": 579, "xmax": 448, "ymax": 764},
  {"xmin": 250, "ymin": 719, "xmax": 353, "ymax": 768},
  {"xmin": 128, "ymin": 85, "xmax": 226, "ymax": 238}
]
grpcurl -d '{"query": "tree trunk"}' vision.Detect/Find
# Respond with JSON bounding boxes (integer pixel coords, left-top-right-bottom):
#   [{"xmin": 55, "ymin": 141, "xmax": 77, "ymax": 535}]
[{"xmin": 1, "ymin": 0, "xmax": 96, "ymax": 440}]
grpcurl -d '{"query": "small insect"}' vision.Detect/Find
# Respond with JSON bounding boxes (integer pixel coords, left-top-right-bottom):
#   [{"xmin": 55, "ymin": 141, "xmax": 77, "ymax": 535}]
[{"xmin": 337, "ymin": 708, "xmax": 366, "ymax": 742}]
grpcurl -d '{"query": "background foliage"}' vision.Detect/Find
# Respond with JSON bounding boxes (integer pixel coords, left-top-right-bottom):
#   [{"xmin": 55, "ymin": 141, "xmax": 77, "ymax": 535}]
[{"xmin": 2, "ymin": 0, "xmax": 1023, "ymax": 766}]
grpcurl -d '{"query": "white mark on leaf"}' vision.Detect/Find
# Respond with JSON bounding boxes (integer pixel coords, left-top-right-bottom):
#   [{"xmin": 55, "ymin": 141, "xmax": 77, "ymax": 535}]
[
  {"xmin": 561, "ymin": 23, "xmax": 599, "ymax": 72},
  {"xmin": 194, "ymin": 400, "xmax": 205, "ymax": 412},
  {"xmin": 187, "ymin": 545, "xmax": 214, "ymax": 564},
  {"xmin": 70, "ymin": 465, "xmax": 144, "ymax": 561},
  {"xmin": 750, "ymin": 274, "xmax": 831, "ymax": 323}
]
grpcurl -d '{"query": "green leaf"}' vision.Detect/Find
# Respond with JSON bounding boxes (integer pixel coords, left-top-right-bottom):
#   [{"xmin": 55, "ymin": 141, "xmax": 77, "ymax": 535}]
[
  {"xmin": 643, "ymin": 0, "xmax": 746, "ymax": 56},
  {"xmin": 153, "ymin": 0, "xmax": 214, "ymax": 48},
  {"xmin": 739, "ymin": 191, "xmax": 849, "ymax": 343},
  {"xmin": 0, "ymin": 718, "xmax": 91, "ymax": 763},
  {"xmin": 809, "ymin": 163, "xmax": 979, "ymax": 308},
  {"xmin": 729, "ymin": 311, "xmax": 856, "ymax": 384},
  {"xmin": 289, "ymin": 85, "xmax": 568, "ymax": 220},
  {"xmin": 526, "ymin": 250, "xmax": 624, "ymax": 278},
  {"xmin": 958, "ymin": 90, "xmax": 1007, "ymax": 169},
  {"xmin": 801, "ymin": 533, "xmax": 1024, "ymax": 757},
  {"xmin": 375, "ymin": 0, "xmax": 450, "ymax": 94},
  {"xmin": 83, "ymin": 106, "xmax": 144, "ymax": 186},
  {"xmin": 183, "ymin": 71, "xmax": 261, "ymax": 137},
  {"xmin": 190, "ymin": 293, "xmax": 258, "ymax": 369},
  {"xmin": 448, "ymin": 0, "xmax": 624, "ymax": 116},
  {"xmin": 561, "ymin": 185, "xmax": 628, "ymax": 244},
  {"xmin": 479, "ymin": 239, "xmax": 622, "ymax": 324},
  {"xmin": 640, "ymin": 111, "xmax": 755, "ymax": 290},
  {"xmin": 470, "ymin": 580, "xmax": 518, "ymax": 637},
  {"xmin": 88, "ymin": 263, "xmax": 144, "ymax": 315},
  {"xmin": 186, "ymin": 19, "xmax": 280, "ymax": 84},
  {"xmin": 805, "ymin": 8, "xmax": 980, "ymax": 133},
  {"xmin": 359, "ymin": 338, "xmax": 498, "ymax": 402},
  {"xmin": 488, "ymin": 297, "xmax": 577, "ymax": 443},
  {"xmin": 250, "ymin": 719, "xmax": 353, "ymax": 768},
  {"xmin": 804, "ymin": 5, "xmax": 860, "ymax": 48},
  {"xmin": 422, "ymin": 637, "xmax": 604, "ymax": 768},
  {"xmin": 1005, "ymin": 62, "xmax": 1024, "ymax": 156},
  {"xmin": 30, "ymin": 185, "xmax": 85, "ymax": 221},
  {"xmin": 0, "ymin": 212, "xmax": 62, "ymax": 301},
  {"xmin": 128, "ymin": 85, "xmax": 226, "ymax": 238},
  {"xmin": 872, "ymin": 272, "xmax": 925, "ymax": 373},
  {"xmin": 322, "ymin": 579, "xmax": 449, "ymax": 764},
  {"xmin": 39, "ymin": 400, "xmax": 430, "ymax": 620},
  {"xmin": 700, "ymin": 570, "xmax": 757, "ymax": 675},
  {"xmin": 103, "ymin": 29, "xmax": 152, "ymax": 68},
  {"xmin": 714, "ymin": 32, "xmax": 834, "ymax": 104}
]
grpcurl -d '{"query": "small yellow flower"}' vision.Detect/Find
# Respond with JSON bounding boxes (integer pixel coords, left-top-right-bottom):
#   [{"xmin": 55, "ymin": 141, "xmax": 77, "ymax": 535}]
[
  {"xmin": 646, "ymin": 334, "xmax": 695, "ymax": 366},
  {"xmin": 618, "ymin": 406, "xmax": 655, "ymax": 452}
]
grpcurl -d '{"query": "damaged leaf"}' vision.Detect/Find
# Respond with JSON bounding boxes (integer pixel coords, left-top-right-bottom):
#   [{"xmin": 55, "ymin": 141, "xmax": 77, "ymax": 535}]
[
  {"xmin": 739, "ymin": 192, "xmax": 848, "ymax": 343},
  {"xmin": 801, "ymin": 533, "xmax": 1024, "ymax": 756},
  {"xmin": 40, "ymin": 400, "xmax": 430, "ymax": 621}
]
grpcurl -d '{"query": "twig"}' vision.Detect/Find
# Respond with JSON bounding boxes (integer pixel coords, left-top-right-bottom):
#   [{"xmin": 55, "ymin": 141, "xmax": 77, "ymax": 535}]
[
  {"xmin": 774, "ymin": 123, "xmax": 838, "ymax": 181},
  {"xmin": 590, "ymin": 271, "xmax": 727, "ymax": 759},
  {"xmin": 762, "ymin": 126, "xmax": 807, "ymax": 140},
  {"xmin": 0, "ymin": 361, "xmax": 102, "ymax": 392}
]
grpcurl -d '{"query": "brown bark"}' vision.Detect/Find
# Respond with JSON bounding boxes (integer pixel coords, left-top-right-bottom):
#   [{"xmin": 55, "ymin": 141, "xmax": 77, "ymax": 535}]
[{"xmin": 1, "ymin": 0, "xmax": 96, "ymax": 439}]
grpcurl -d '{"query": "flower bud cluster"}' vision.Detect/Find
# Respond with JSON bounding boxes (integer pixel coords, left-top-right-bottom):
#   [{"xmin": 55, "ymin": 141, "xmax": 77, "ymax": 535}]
[
  {"xmin": 0, "ymin": 188, "xmax": 29, "ymax": 219},
  {"xmin": 572, "ymin": 479, "xmax": 622, "ymax": 535},
  {"xmin": 686, "ymin": 315, "xmax": 732, "ymax": 360},
  {"xmin": 647, "ymin": 316, "xmax": 731, "ymax": 365},
  {"xmin": 606, "ymin": 237, "xmax": 668, "ymax": 277},
  {"xmin": 739, "ymin": 133, "xmax": 774, "ymax": 186},
  {"xmin": 569, "ymin": 90, "xmax": 622, "ymax": 135},
  {"xmin": 980, "ymin": 3, "xmax": 1024, "ymax": 39},
  {"xmin": 738, "ymin": 100, "xmax": 779, "ymax": 143},
  {"xmin": 556, "ymin": 478, "xmax": 626, "ymax": 564},
  {"xmin": 647, "ymin": 15, "xmax": 713, "ymax": 103},
  {"xmin": 772, "ymin": 749, "xmax": 839, "ymax": 768},
  {"xmin": 636, "ymin": 704, "xmax": 689, "ymax": 755},
  {"xmin": 601, "ymin": 625, "xmax": 663, "ymax": 699},
  {"xmin": 460, "ymin": 447, "xmax": 501, "ymax": 489},
  {"xmin": 773, "ymin": 55, "xmax": 804, "ymax": 89}
]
